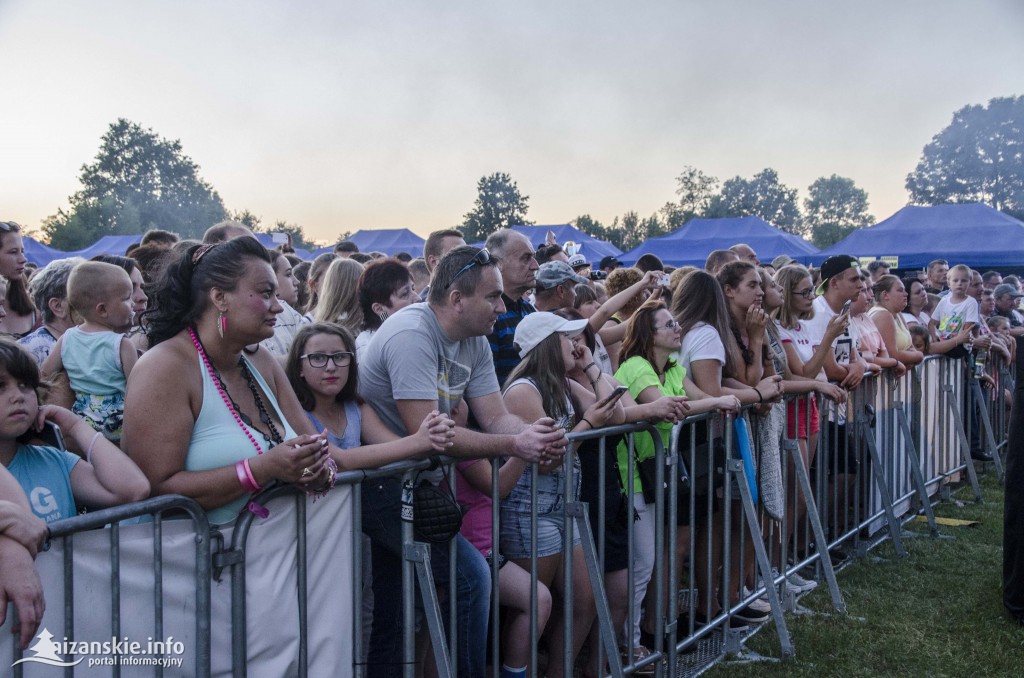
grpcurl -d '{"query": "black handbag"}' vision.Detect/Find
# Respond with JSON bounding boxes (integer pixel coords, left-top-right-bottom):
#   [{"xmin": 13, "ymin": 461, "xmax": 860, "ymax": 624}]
[{"xmin": 412, "ymin": 477, "xmax": 464, "ymax": 544}]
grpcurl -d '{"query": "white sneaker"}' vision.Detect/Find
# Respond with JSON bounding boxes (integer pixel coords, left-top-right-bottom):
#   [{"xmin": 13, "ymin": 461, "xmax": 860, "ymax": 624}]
[
  {"xmin": 742, "ymin": 586, "xmax": 773, "ymax": 613},
  {"xmin": 786, "ymin": 571, "xmax": 818, "ymax": 594}
]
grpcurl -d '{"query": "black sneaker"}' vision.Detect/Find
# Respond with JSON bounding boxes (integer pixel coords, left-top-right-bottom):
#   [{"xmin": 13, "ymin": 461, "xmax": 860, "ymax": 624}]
[
  {"xmin": 971, "ymin": 450, "xmax": 994, "ymax": 462},
  {"xmin": 731, "ymin": 604, "xmax": 769, "ymax": 625},
  {"xmin": 828, "ymin": 547, "xmax": 851, "ymax": 567}
]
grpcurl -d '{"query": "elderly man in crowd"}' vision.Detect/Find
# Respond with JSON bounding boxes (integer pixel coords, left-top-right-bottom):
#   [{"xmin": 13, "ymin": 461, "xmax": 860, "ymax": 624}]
[
  {"xmin": 358, "ymin": 245, "xmax": 568, "ymax": 678},
  {"xmin": 705, "ymin": 248, "xmax": 739, "ymax": 274},
  {"xmin": 484, "ymin": 228, "xmax": 539, "ymax": 386}
]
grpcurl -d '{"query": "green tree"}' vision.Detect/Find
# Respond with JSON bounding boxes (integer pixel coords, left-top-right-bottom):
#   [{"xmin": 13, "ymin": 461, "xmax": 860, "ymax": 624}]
[
  {"xmin": 706, "ymin": 168, "xmax": 803, "ymax": 235},
  {"xmin": 662, "ymin": 166, "xmax": 720, "ymax": 230},
  {"xmin": 460, "ymin": 172, "xmax": 533, "ymax": 243},
  {"xmin": 572, "ymin": 214, "xmax": 623, "ymax": 249},
  {"xmin": 804, "ymin": 175, "xmax": 874, "ymax": 248},
  {"xmin": 43, "ymin": 119, "xmax": 227, "ymax": 249},
  {"xmin": 906, "ymin": 95, "xmax": 1024, "ymax": 220}
]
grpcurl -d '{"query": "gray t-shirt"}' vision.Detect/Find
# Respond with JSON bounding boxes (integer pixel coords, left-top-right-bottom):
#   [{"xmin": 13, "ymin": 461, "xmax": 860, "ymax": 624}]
[{"xmin": 358, "ymin": 303, "xmax": 501, "ymax": 438}]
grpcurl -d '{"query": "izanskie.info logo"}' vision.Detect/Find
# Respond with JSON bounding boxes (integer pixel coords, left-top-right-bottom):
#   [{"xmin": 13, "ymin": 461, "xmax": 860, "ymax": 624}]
[{"xmin": 13, "ymin": 628, "xmax": 185, "ymax": 669}]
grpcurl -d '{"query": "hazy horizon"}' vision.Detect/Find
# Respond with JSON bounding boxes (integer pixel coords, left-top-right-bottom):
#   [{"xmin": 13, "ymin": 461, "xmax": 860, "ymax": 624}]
[{"xmin": 2, "ymin": 1, "xmax": 1022, "ymax": 244}]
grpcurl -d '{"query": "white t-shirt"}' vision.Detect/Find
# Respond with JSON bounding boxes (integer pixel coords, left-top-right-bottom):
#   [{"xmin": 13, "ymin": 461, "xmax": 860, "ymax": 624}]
[
  {"xmin": 777, "ymin": 321, "xmax": 816, "ymax": 368},
  {"xmin": 804, "ymin": 296, "xmax": 858, "ymax": 366},
  {"xmin": 678, "ymin": 322, "xmax": 726, "ymax": 376},
  {"xmin": 931, "ymin": 295, "xmax": 980, "ymax": 341}
]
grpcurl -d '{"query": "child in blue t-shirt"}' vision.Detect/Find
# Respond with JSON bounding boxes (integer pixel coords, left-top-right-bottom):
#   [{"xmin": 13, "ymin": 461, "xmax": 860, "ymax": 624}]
[
  {"xmin": 0, "ymin": 340, "xmax": 149, "ymax": 524},
  {"xmin": 42, "ymin": 261, "xmax": 138, "ymax": 444}
]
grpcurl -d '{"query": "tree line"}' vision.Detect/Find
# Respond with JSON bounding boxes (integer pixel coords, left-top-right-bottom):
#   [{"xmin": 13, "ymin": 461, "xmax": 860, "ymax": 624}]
[{"xmin": 40, "ymin": 95, "xmax": 1024, "ymax": 252}]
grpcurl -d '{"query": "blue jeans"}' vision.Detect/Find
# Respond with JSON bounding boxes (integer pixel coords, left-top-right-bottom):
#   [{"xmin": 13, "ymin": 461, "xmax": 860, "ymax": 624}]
[{"xmin": 362, "ymin": 478, "xmax": 491, "ymax": 678}]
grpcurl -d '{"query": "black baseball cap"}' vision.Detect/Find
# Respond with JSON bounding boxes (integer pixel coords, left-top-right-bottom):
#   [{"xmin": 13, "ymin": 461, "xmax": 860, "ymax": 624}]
[
  {"xmin": 599, "ymin": 255, "xmax": 623, "ymax": 270},
  {"xmin": 816, "ymin": 254, "xmax": 860, "ymax": 295}
]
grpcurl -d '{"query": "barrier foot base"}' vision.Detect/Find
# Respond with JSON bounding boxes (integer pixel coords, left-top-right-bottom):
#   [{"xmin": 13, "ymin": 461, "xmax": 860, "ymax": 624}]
[{"xmin": 721, "ymin": 643, "xmax": 788, "ymax": 664}]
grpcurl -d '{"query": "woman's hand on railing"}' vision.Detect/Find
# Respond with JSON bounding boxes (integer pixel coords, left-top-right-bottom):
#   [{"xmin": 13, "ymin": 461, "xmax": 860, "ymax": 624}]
[
  {"xmin": 713, "ymin": 395, "xmax": 742, "ymax": 414},
  {"xmin": 648, "ymin": 395, "xmax": 690, "ymax": 424},
  {"xmin": 816, "ymin": 381, "xmax": 847, "ymax": 403},
  {"xmin": 255, "ymin": 432, "xmax": 330, "ymax": 485},
  {"xmin": 756, "ymin": 374, "xmax": 784, "ymax": 402},
  {"xmin": 416, "ymin": 410, "xmax": 456, "ymax": 453}
]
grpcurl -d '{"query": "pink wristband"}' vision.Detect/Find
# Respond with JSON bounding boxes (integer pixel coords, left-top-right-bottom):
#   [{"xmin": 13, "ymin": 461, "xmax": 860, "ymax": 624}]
[
  {"xmin": 242, "ymin": 458, "xmax": 261, "ymax": 492},
  {"xmin": 235, "ymin": 459, "xmax": 260, "ymax": 493}
]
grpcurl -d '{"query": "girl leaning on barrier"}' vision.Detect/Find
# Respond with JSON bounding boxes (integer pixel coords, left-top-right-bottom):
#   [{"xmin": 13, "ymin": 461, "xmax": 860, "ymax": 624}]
[
  {"xmin": 760, "ymin": 267, "xmax": 846, "ymax": 594},
  {"xmin": 615, "ymin": 297, "xmax": 740, "ymax": 645},
  {"xmin": 500, "ymin": 311, "xmax": 624, "ymax": 678},
  {"xmin": 673, "ymin": 270, "xmax": 778, "ymax": 626},
  {"xmin": 556, "ymin": 308, "xmax": 689, "ymax": 676}
]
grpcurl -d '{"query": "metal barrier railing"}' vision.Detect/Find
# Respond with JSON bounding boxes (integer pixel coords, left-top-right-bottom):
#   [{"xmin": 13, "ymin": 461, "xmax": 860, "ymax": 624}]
[{"xmin": 1, "ymin": 354, "xmax": 1010, "ymax": 677}]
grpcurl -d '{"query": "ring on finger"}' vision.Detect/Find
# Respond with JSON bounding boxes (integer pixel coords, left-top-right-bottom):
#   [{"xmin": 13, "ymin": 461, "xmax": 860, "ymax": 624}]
[{"xmin": 301, "ymin": 467, "xmax": 313, "ymax": 477}]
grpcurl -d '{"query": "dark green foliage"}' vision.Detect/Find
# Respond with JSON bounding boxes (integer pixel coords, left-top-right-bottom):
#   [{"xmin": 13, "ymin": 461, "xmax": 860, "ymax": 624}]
[
  {"xmin": 906, "ymin": 96, "xmax": 1024, "ymax": 221},
  {"xmin": 43, "ymin": 119, "xmax": 227, "ymax": 249},
  {"xmin": 460, "ymin": 172, "xmax": 533, "ymax": 243},
  {"xmin": 804, "ymin": 174, "xmax": 874, "ymax": 248}
]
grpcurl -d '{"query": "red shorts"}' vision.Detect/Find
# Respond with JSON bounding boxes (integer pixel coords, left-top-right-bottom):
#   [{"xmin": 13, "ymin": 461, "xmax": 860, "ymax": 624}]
[{"xmin": 786, "ymin": 396, "xmax": 820, "ymax": 440}]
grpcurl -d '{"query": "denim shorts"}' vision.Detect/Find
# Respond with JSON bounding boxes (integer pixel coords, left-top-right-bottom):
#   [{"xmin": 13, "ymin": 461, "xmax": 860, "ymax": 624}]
[{"xmin": 499, "ymin": 461, "xmax": 582, "ymax": 560}]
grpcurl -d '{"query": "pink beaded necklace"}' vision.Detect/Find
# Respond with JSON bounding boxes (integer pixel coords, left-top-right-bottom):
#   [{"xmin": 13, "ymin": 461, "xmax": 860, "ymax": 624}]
[{"xmin": 189, "ymin": 326, "xmax": 265, "ymax": 457}]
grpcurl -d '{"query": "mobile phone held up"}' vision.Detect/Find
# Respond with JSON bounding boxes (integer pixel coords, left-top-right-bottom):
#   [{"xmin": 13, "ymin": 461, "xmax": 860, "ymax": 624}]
[{"xmin": 599, "ymin": 386, "xmax": 629, "ymax": 408}]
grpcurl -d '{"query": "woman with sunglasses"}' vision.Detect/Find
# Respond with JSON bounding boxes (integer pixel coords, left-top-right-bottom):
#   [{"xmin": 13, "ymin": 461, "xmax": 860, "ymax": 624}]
[{"xmin": 0, "ymin": 222, "xmax": 39, "ymax": 340}]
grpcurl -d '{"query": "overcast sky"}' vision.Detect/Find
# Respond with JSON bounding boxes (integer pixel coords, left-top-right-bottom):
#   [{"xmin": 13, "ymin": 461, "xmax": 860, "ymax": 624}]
[{"xmin": 1, "ymin": 1, "xmax": 1022, "ymax": 244}]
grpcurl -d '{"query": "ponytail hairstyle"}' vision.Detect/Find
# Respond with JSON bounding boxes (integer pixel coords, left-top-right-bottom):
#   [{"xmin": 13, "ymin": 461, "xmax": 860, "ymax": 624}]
[{"xmin": 144, "ymin": 237, "xmax": 272, "ymax": 346}]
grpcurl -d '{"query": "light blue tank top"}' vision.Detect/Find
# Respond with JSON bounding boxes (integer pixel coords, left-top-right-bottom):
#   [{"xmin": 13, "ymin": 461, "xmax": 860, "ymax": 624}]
[
  {"xmin": 186, "ymin": 353, "xmax": 298, "ymax": 524},
  {"xmin": 60, "ymin": 327, "xmax": 125, "ymax": 396},
  {"xmin": 305, "ymin": 401, "xmax": 362, "ymax": 450}
]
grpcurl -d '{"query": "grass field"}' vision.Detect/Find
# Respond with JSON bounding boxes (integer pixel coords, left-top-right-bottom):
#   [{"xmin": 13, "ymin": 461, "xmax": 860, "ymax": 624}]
[{"xmin": 707, "ymin": 474, "xmax": 1024, "ymax": 677}]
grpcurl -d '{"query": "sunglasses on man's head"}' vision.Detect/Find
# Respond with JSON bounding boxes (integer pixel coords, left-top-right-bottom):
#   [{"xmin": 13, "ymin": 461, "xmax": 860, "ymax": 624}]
[{"xmin": 444, "ymin": 248, "xmax": 492, "ymax": 291}]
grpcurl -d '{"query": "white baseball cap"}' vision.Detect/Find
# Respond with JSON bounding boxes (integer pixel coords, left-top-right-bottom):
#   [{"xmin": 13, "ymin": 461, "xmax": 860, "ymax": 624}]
[{"xmin": 514, "ymin": 312, "xmax": 588, "ymax": 358}]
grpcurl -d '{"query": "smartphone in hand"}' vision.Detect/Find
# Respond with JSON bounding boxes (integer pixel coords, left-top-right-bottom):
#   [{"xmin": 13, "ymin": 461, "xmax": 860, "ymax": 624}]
[{"xmin": 599, "ymin": 386, "xmax": 629, "ymax": 407}]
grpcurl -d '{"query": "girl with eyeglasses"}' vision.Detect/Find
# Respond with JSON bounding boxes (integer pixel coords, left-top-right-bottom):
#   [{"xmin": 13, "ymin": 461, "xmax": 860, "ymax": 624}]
[
  {"xmin": 285, "ymin": 323, "xmax": 453, "ymax": 464},
  {"xmin": 0, "ymin": 222, "xmax": 39, "ymax": 340}
]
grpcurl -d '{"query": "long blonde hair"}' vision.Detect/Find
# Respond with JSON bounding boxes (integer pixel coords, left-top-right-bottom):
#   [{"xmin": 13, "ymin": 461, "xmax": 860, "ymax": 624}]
[
  {"xmin": 773, "ymin": 264, "xmax": 813, "ymax": 330},
  {"xmin": 313, "ymin": 258, "xmax": 365, "ymax": 336}
]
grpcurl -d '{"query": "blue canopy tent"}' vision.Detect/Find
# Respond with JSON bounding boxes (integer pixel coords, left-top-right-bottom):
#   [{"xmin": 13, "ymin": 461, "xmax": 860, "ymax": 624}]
[
  {"xmin": 23, "ymin": 237, "xmax": 67, "ymax": 267},
  {"xmin": 506, "ymin": 225, "xmax": 623, "ymax": 263},
  {"xmin": 808, "ymin": 204, "xmax": 1024, "ymax": 269},
  {"xmin": 620, "ymin": 216, "xmax": 818, "ymax": 267},
  {"xmin": 310, "ymin": 229, "xmax": 426, "ymax": 259},
  {"xmin": 252, "ymin": 233, "xmax": 312, "ymax": 260}
]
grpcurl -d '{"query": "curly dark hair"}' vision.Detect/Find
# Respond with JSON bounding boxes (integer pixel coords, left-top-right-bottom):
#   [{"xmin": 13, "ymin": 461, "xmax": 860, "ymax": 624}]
[{"xmin": 144, "ymin": 237, "xmax": 272, "ymax": 346}]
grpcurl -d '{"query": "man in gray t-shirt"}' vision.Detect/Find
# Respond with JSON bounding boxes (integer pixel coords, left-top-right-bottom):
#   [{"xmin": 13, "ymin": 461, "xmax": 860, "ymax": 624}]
[{"xmin": 358, "ymin": 245, "xmax": 566, "ymax": 678}]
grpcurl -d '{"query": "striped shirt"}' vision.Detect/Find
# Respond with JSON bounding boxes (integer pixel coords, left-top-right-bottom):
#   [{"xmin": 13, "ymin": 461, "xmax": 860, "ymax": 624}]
[{"xmin": 487, "ymin": 293, "xmax": 535, "ymax": 387}]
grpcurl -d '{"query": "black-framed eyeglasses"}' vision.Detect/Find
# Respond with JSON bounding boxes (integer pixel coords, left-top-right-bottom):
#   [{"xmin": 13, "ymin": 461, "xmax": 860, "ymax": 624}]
[
  {"xmin": 444, "ymin": 248, "xmax": 492, "ymax": 290},
  {"xmin": 793, "ymin": 288, "xmax": 815, "ymax": 298},
  {"xmin": 301, "ymin": 351, "xmax": 353, "ymax": 368}
]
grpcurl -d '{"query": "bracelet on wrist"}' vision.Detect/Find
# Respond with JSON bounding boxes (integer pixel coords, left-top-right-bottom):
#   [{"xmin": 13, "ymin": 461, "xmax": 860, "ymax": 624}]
[
  {"xmin": 581, "ymin": 417, "xmax": 596, "ymax": 430},
  {"xmin": 753, "ymin": 387, "xmax": 763, "ymax": 403}
]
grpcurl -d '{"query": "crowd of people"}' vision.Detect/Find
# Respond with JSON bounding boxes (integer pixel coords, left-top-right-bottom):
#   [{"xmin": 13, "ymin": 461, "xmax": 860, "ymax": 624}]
[{"xmin": 0, "ymin": 217, "xmax": 1018, "ymax": 676}]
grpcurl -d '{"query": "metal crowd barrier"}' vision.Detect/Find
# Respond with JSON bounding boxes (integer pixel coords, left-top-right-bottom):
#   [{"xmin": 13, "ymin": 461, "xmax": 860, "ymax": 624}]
[{"xmin": 3, "ymin": 353, "xmax": 1009, "ymax": 677}]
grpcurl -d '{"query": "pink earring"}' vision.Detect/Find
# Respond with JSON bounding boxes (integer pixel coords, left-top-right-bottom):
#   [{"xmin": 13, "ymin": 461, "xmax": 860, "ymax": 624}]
[{"xmin": 218, "ymin": 311, "xmax": 228, "ymax": 339}]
